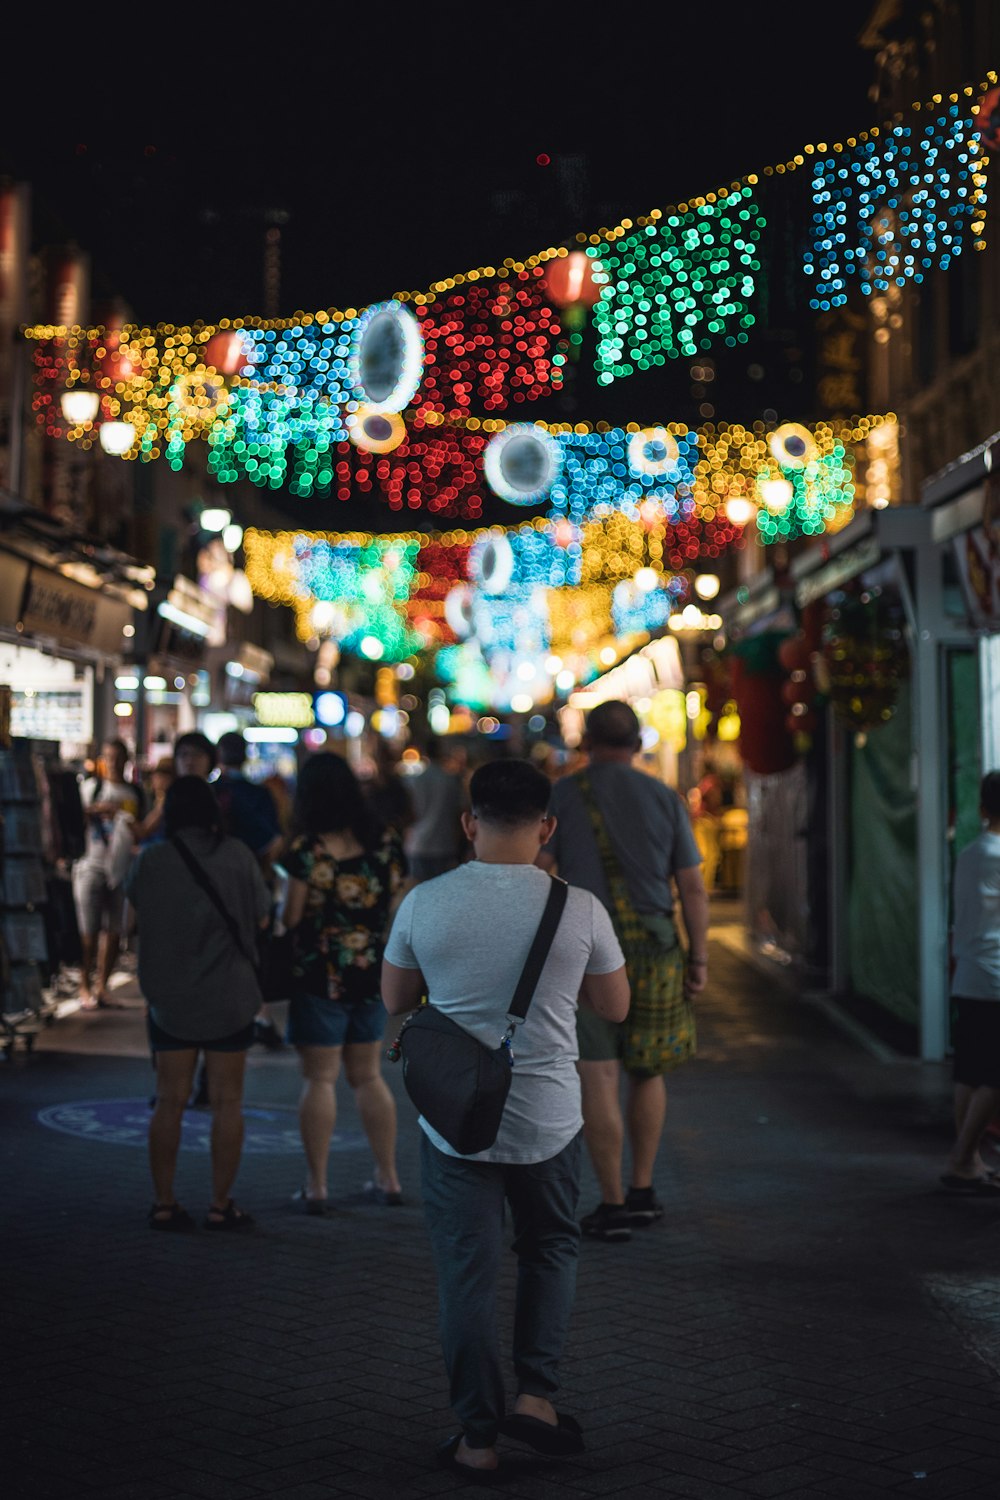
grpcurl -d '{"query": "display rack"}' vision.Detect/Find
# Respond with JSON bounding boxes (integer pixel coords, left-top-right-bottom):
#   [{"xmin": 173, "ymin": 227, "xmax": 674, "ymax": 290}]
[{"xmin": 0, "ymin": 744, "xmax": 52, "ymax": 1057}]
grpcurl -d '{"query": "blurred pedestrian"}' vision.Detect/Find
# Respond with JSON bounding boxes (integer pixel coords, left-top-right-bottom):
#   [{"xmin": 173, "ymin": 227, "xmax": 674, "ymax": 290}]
[
  {"xmin": 405, "ymin": 738, "xmax": 465, "ymax": 883},
  {"xmin": 72, "ymin": 738, "xmax": 144, "ymax": 1008},
  {"xmin": 214, "ymin": 731, "xmax": 283, "ymax": 870},
  {"xmin": 941, "ymin": 770, "xmax": 1000, "ymax": 1194},
  {"xmin": 173, "ymin": 730, "xmax": 216, "ymax": 781},
  {"xmin": 365, "ymin": 738, "xmax": 414, "ymax": 842},
  {"xmin": 382, "ymin": 758, "xmax": 628, "ymax": 1478},
  {"xmin": 170, "ymin": 730, "xmax": 219, "ymax": 1108},
  {"xmin": 214, "ymin": 730, "xmax": 286, "ymax": 1051},
  {"xmin": 538, "ymin": 699, "xmax": 708, "ymax": 1242},
  {"xmin": 126, "ymin": 777, "xmax": 271, "ymax": 1231},
  {"xmin": 280, "ymin": 752, "xmax": 407, "ymax": 1212},
  {"xmin": 133, "ymin": 756, "xmax": 174, "ymax": 847}
]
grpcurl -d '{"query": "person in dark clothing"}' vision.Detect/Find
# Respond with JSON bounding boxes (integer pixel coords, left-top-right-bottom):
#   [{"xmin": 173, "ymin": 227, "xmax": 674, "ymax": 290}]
[{"xmin": 214, "ymin": 732, "xmax": 283, "ymax": 869}]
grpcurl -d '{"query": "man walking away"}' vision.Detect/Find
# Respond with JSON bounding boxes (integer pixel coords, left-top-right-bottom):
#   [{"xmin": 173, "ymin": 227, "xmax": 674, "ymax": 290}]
[
  {"xmin": 405, "ymin": 738, "xmax": 466, "ymax": 883},
  {"xmin": 941, "ymin": 770, "xmax": 1000, "ymax": 1194},
  {"xmin": 538, "ymin": 699, "xmax": 709, "ymax": 1242},
  {"xmin": 382, "ymin": 759, "xmax": 628, "ymax": 1479}
]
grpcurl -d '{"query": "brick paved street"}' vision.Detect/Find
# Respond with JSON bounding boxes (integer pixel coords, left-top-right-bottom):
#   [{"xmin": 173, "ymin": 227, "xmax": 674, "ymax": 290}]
[{"xmin": 5, "ymin": 916, "xmax": 1000, "ymax": 1499}]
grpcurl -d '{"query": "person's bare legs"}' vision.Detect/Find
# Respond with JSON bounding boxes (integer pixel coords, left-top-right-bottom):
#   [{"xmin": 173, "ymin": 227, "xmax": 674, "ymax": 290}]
[
  {"xmin": 78, "ymin": 933, "xmax": 97, "ymax": 1007},
  {"xmin": 344, "ymin": 1040, "xmax": 401, "ymax": 1194},
  {"xmin": 149, "ymin": 1049, "xmax": 199, "ymax": 1214},
  {"xmin": 948, "ymin": 1082, "xmax": 1000, "ymax": 1177},
  {"xmin": 577, "ymin": 1059, "xmax": 625, "ymax": 1203},
  {"xmin": 297, "ymin": 1045, "xmax": 342, "ymax": 1200},
  {"xmin": 205, "ymin": 1050, "xmax": 248, "ymax": 1212},
  {"xmin": 94, "ymin": 929, "xmax": 121, "ymax": 1004},
  {"xmin": 625, "ymin": 1072, "xmax": 667, "ymax": 1190}
]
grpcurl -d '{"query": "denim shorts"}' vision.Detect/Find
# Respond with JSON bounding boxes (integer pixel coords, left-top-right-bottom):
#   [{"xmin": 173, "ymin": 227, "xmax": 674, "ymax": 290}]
[
  {"xmin": 287, "ymin": 993, "xmax": 387, "ymax": 1048},
  {"xmin": 147, "ymin": 1014, "xmax": 255, "ymax": 1053}
]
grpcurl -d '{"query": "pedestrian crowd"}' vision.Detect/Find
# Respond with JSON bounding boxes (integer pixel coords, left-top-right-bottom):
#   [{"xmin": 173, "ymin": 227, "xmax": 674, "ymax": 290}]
[
  {"xmin": 57, "ymin": 711, "xmax": 1000, "ymax": 1477},
  {"xmin": 65, "ymin": 702, "xmax": 707, "ymax": 1478}
]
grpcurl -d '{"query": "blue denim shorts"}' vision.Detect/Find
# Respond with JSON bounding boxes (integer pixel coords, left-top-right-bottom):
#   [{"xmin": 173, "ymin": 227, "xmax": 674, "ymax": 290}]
[{"xmin": 287, "ymin": 993, "xmax": 387, "ymax": 1048}]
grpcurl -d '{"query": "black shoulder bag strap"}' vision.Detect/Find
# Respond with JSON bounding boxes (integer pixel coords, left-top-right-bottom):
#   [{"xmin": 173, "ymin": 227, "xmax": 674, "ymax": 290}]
[
  {"xmin": 171, "ymin": 836, "xmax": 258, "ymax": 972},
  {"xmin": 504, "ymin": 876, "xmax": 569, "ymax": 1033}
]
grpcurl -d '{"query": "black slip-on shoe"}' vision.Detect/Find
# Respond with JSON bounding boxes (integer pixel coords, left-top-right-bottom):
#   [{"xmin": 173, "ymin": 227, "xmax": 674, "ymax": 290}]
[{"xmin": 580, "ymin": 1202, "xmax": 632, "ymax": 1242}]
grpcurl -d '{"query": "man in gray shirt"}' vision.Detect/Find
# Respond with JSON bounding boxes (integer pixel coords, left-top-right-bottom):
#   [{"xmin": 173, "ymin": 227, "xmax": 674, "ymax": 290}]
[
  {"xmin": 383, "ymin": 758, "xmax": 628, "ymax": 1480},
  {"xmin": 539, "ymin": 699, "xmax": 709, "ymax": 1242},
  {"xmin": 404, "ymin": 738, "xmax": 466, "ymax": 882}
]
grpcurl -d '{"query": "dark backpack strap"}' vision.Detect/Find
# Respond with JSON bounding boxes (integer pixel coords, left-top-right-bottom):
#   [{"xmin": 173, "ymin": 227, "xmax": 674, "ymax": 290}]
[
  {"xmin": 171, "ymin": 836, "xmax": 256, "ymax": 969},
  {"xmin": 507, "ymin": 876, "xmax": 568, "ymax": 1024}
]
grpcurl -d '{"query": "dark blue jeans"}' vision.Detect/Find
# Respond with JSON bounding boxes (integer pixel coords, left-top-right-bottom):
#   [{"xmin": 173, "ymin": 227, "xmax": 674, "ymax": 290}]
[{"xmin": 420, "ymin": 1130, "xmax": 582, "ymax": 1448}]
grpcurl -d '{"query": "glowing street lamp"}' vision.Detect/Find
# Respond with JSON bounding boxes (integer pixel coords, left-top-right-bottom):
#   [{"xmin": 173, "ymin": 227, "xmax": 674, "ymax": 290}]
[
  {"xmin": 60, "ymin": 388, "xmax": 100, "ymax": 425},
  {"xmin": 99, "ymin": 420, "xmax": 136, "ymax": 456}
]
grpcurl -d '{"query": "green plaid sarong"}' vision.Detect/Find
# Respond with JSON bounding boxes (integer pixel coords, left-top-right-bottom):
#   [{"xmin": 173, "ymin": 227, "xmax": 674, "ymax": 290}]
[{"xmin": 576, "ymin": 771, "xmax": 696, "ymax": 1076}]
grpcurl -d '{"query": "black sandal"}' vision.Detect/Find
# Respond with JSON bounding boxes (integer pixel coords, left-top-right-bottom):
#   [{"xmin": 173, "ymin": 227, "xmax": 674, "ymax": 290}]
[
  {"xmin": 203, "ymin": 1199, "xmax": 255, "ymax": 1232},
  {"xmin": 149, "ymin": 1202, "xmax": 196, "ymax": 1232}
]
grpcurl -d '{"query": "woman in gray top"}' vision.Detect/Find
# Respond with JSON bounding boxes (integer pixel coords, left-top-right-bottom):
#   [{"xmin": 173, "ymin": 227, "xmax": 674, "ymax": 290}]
[{"xmin": 127, "ymin": 777, "xmax": 271, "ymax": 1232}]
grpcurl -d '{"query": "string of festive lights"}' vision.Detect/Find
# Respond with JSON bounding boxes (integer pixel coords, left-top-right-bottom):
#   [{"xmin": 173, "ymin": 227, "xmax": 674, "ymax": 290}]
[
  {"xmin": 589, "ymin": 186, "xmax": 765, "ymax": 382},
  {"xmin": 24, "ymin": 78, "xmax": 990, "ymax": 356},
  {"xmin": 805, "ymin": 101, "xmax": 988, "ymax": 307}
]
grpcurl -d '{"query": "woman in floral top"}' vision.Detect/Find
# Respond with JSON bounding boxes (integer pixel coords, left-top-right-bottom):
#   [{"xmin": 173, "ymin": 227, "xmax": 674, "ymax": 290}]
[{"xmin": 281, "ymin": 752, "xmax": 407, "ymax": 1213}]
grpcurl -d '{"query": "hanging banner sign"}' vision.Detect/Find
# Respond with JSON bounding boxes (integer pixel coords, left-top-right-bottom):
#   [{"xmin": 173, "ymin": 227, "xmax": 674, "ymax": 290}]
[{"xmin": 20, "ymin": 567, "xmax": 132, "ymax": 655}]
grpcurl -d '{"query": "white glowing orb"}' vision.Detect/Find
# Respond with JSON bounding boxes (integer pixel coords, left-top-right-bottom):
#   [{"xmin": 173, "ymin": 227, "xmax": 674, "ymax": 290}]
[
  {"xmin": 483, "ymin": 425, "xmax": 562, "ymax": 505},
  {"xmin": 99, "ymin": 420, "xmax": 135, "ymax": 456}
]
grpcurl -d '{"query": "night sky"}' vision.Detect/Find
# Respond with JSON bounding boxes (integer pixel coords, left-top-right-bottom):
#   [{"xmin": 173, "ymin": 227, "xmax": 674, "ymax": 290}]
[{"xmin": 2, "ymin": 9, "xmax": 880, "ymax": 329}]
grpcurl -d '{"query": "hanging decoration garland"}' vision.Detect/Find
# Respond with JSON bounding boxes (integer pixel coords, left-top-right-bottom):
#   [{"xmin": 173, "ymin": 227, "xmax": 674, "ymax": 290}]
[
  {"xmin": 589, "ymin": 184, "xmax": 765, "ymax": 383},
  {"xmin": 804, "ymin": 100, "xmax": 987, "ymax": 308},
  {"xmin": 26, "ymin": 80, "xmax": 991, "ymax": 449}
]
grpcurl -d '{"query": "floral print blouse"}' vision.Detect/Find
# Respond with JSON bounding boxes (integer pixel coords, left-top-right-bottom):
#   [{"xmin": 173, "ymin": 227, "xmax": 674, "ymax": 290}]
[{"xmin": 284, "ymin": 830, "xmax": 407, "ymax": 1003}]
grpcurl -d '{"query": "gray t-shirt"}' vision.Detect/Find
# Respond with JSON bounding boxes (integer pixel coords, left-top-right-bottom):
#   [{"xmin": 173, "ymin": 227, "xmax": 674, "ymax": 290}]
[
  {"xmin": 543, "ymin": 763, "xmax": 701, "ymax": 915},
  {"xmin": 384, "ymin": 861, "xmax": 624, "ymax": 1163},
  {"xmin": 405, "ymin": 762, "xmax": 464, "ymax": 858},
  {"xmin": 125, "ymin": 830, "xmax": 271, "ymax": 1039},
  {"xmin": 952, "ymin": 830, "xmax": 1000, "ymax": 1001}
]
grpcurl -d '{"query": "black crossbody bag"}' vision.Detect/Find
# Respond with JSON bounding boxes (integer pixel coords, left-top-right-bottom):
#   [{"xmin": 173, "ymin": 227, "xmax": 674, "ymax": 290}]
[
  {"xmin": 387, "ymin": 876, "xmax": 568, "ymax": 1155},
  {"xmin": 171, "ymin": 836, "xmax": 263, "ymax": 1000}
]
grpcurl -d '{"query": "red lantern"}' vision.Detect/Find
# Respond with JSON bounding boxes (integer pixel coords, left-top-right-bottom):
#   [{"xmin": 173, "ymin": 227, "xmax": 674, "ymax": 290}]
[
  {"xmin": 543, "ymin": 251, "xmax": 603, "ymax": 308},
  {"xmin": 781, "ymin": 677, "xmax": 809, "ymax": 707},
  {"xmin": 730, "ymin": 658, "xmax": 796, "ymax": 776},
  {"xmin": 777, "ymin": 633, "xmax": 810, "ymax": 673},
  {"xmin": 203, "ymin": 330, "xmax": 246, "ymax": 376},
  {"xmin": 98, "ymin": 333, "xmax": 136, "ymax": 388}
]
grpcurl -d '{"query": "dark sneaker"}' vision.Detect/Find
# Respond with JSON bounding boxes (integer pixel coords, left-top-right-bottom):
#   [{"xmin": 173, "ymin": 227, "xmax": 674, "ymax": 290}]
[
  {"xmin": 580, "ymin": 1202, "xmax": 632, "ymax": 1242},
  {"xmin": 625, "ymin": 1186, "xmax": 664, "ymax": 1227}
]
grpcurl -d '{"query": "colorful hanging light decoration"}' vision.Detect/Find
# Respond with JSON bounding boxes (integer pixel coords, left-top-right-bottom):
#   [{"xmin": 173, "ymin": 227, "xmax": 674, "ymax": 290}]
[
  {"xmin": 804, "ymin": 101, "xmax": 988, "ymax": 308},
  {"xmin": 589, "ymin": 184, "xmax": 765, "ymax": 383},
  {"xmin": 483, "ymin": 423, "xmax": 563, "ymax": 504}
]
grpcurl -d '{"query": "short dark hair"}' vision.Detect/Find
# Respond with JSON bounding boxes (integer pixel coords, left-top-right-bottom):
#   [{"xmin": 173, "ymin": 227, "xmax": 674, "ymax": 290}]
[
  {"xmin": 217, "ymin": 731, "xmax": 247, "ymax": 768},
  {"xmin": 164, "ymin": 775, "xmax": 222, "ymax": 838},
  {"xmin": 469, "ymin": 758, "xmax": 551, "ymax": 828},
  {"xmin": 173, "ymin": 731, "xmax": 217, "ymax": 770},
  {"xmin": 585, "ymin": 699, "xmax": 641, "ymax": 750},
  {"xmin": 982, "ymin": 772, "xmax": 1000, "ymax": 821}
]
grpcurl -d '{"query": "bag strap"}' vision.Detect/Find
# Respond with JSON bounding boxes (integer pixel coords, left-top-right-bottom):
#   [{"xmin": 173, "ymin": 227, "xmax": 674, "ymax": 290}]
[
  {"xmin": 506, "ymin": 876, "xmax": 568, "ymax": 1026},
  {"xmin": 171, "ymin": 835, "xmax": 257, "ymax": 969},
  {"xmin": 574, "ymin": 771, "xmax": 636, "ymax": 933}
]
